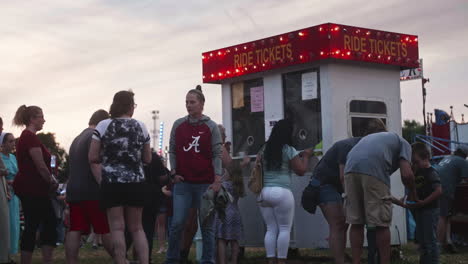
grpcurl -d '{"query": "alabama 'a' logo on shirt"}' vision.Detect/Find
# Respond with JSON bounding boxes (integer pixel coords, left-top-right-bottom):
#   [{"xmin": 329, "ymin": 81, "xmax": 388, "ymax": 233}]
[{"xmin": 183, "ymin": 136, "xmax": 201, "ymax": 153}]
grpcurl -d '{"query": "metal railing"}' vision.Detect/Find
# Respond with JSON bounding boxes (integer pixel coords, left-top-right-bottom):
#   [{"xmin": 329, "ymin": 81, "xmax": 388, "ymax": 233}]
[{"xmin": 414, "ymin": 134, "xmax": 468, "ymax": 156}]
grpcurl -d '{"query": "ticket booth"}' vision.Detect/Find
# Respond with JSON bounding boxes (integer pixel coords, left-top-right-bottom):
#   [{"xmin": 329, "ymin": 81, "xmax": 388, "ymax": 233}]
[{"xmin": 202, "ymin": 23, "xmax": 419, "ymax": 247}]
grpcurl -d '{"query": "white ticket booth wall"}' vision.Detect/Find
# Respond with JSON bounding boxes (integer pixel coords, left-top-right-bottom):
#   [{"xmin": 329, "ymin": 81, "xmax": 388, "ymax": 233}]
[
  {"xmin": 219, "ymin": 61, "xmax": 406, "ymax": 248},
  {"xmin": 203, "ymin": 23, "xmax": 419, "ymax": 248}
]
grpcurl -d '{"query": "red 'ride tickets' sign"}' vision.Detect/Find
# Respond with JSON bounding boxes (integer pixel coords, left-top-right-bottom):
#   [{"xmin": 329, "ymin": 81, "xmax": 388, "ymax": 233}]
[{"xmin": 202, "ymin": 23, "xmax": 419, "ymax": 83}]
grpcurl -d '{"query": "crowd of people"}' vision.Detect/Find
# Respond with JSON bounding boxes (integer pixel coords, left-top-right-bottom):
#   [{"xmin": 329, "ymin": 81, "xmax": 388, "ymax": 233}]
[
  {"xmin": 305, "ymin": 119, "xmax": 468, "ymax": 264},
  {"xmin": 0, "ymin": 85, "xmax": 467, "ymax": 264}
]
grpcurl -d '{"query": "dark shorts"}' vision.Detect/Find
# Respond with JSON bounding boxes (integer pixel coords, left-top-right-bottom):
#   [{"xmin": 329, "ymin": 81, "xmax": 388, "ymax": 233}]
[
  {"xmin": 310, "ymin": 178, "xmax": 343, "ymax": 205},
  {"xmin": 439, "ymin": 195, "xmax": 453, "ymax": 217},
  {"xmin": 319, "ymin": 184, "xmax": 343, "ymax": 204},
  {"xmin": 100, "ymin": 182, "xmax": 148, "ymax": 209},
  {"xmin": 69, "ymin": 200, "xmax": 110, "ymax": 234}
]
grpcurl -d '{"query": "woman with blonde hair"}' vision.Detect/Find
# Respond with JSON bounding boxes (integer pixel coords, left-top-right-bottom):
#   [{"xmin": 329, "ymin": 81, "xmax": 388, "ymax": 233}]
[
  {"xmin": 166, "ymin": 85, "xmax": 223, "ymax": 264},
  {"xmin": 12, "ymin": 105, "xmax": 58, "ymax": 264}
]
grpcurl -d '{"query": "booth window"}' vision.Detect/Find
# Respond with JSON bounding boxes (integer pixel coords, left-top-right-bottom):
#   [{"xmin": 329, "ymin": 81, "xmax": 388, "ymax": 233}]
[
  {"xmin": 283, "ymin": 69, "xmax": 322, "ymax": 150},
  {"xmin": 349, "ymin": 100, "xmax": 387, "ymax": 137},
  {"xmin": 231, "ymin": 78, "xmax": 265, "ymax": 156}
]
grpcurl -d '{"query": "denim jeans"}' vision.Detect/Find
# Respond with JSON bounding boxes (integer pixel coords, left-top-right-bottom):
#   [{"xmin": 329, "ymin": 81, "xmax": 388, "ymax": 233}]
[
  {"xmin": 413, "ymin": 207, "xmax": 439, "ymax": 264},
  {"xmin": 166, "ymin": 182, "xmax": 214, "ymax": 264}
]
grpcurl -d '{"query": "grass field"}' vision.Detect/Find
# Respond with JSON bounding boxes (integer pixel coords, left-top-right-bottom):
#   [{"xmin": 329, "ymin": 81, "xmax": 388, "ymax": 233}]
[{"xmin": 9, "ymin": 242, "xmax": 468, "ymax": 263}]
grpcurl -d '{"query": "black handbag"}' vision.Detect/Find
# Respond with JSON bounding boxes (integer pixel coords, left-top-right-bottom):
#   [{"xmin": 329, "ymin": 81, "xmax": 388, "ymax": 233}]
[{"xmin": 301, "ymin": 180, "xmax": 321, "ymax": 214}]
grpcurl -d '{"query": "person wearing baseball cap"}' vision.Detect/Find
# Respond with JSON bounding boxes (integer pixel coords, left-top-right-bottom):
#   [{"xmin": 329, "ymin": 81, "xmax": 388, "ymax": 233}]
[{"xmin": 434, "ymin": 144, "xmax": 468, "ymax": 253}]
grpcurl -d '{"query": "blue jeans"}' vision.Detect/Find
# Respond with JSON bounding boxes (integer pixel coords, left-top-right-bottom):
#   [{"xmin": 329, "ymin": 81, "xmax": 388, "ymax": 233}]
[
  {"xmin": 413, "ymin": 207, "xmax": 439, "ymax": 264},
  {"xmin": 166, "ymin": 182, "xmax": 215, "ymax": 264}
]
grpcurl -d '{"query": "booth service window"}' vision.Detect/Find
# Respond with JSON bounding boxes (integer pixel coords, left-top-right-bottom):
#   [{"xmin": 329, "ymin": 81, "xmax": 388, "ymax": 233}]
[
  {"xmin": 231, "ymin": 78, "xmax": 265, "ymax": 156},
  {"xmin": 349, "ymin": 100, "xmax": 387, "ymax": 137},
  {"xmin": 283, "ymin": 70, "xmax": 322, "ymax": 150}
]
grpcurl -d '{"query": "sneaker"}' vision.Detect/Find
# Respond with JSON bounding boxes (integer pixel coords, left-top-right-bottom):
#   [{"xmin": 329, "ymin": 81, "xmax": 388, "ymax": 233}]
[
  {"xmin": 444, "ymin": 243, "xmax": 458, "ymax": 254},
  {"xmin": 344, "ymin": 253, "xmax": 353, "ymax": 263}
]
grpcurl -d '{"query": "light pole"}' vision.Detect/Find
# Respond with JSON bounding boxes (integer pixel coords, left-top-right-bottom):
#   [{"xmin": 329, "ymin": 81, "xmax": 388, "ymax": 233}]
[
  {"xmin": 422, "ymin": 78, "xmax": 429, "ymax": 135},
  {"xmin": 151, "ymin": 110, "xmax": 159, "ymax": 151}
]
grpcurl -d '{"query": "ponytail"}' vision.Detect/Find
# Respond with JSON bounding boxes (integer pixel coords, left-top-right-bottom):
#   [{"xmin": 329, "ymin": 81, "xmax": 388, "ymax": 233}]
[
  {"xmin": 187, "ymin": 85, "xmax": 205, "ymax": 103},
  {"xmin": 13, "ymin": 105, "xmax": 42, "ymax": 127}
]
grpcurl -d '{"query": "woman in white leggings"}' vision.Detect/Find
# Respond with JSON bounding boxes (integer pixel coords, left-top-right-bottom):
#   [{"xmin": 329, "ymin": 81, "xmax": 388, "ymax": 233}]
[{"xmin": 256, "ymin": 119, "xmax": 312, "ymax": 264}]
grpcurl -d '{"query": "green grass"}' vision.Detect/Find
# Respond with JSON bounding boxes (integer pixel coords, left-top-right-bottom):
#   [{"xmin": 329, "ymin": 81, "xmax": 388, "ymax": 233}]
[{"xmin": 10, "ymin": 241, "xmax": 468, "ymax": 263}]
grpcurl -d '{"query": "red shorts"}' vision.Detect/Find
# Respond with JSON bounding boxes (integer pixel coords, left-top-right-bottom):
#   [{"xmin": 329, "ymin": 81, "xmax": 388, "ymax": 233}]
[{"xmin": 69, "ymin": 200, "xmax": 110, "ymax": 234}]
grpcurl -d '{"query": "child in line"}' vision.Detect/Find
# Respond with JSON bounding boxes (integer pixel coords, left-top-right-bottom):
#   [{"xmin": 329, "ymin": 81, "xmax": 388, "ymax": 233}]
[{"xmin": 394, "ymin": 142, "xmax": 442, "ymax": 264}]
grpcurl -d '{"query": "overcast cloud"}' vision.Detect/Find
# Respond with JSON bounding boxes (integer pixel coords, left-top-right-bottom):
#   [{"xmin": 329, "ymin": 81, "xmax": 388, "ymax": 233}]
[{"xmin": 1, "ymin": 0, "xmax": 467, "ymax": 150}]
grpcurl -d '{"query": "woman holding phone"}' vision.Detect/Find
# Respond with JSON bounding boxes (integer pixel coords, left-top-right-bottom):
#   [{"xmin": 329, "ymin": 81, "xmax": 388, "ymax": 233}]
[{"xmin": 13, "ymin": 105, "xmax": 58, "ymax": 264}]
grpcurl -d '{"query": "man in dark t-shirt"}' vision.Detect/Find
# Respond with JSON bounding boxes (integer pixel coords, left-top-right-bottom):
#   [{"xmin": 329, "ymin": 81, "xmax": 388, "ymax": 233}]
[
  {"xmin": 434, "ymin": 145, "xmax": 468, "ymax": 252},
  {"xmin": 65, "ymin": 110, "xmax": 112, "ymax": 264},
  {"xmin": 313, "ymin": 137, "xmax": 361, "ymax": 193},
  {"xmin": 127, "ymin": 151, "xmax": 169, "ymax": 263},
  {"xmin": 310, "ymin": 137, "xmax": 360, "ymax": 264}
]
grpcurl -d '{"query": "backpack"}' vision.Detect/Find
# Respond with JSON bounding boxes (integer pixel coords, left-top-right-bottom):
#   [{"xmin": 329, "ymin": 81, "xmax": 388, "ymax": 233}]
[{"xmin": 248, "ymin": 150, "xmax": 264, "ymax": 195}]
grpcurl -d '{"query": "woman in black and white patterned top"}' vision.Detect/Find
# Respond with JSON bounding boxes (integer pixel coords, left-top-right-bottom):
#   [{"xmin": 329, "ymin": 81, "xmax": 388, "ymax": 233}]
[{"xmin": 89, "ymin": 90, "xmax": 151, "ymax": 264}]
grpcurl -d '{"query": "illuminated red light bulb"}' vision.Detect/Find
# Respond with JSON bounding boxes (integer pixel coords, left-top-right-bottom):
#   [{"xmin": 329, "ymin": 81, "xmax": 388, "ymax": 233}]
[
  {"xmin": 226, "ymin": 49, "xmax": 230, "ymax": 53},
  {"xmin": 235, "ymin": 69, "xmax": 240, "ymax": 73},
  {"xmin": 319, "ymin": 27, "xmax": 323, "ymax": 32},
  {"xmin": 335, "ymin": 50, "xmax": 340, "ymax": 55},
  {"xmin": 346, "ymin": 51, "xmax": 351, "ymax": 56},
  {"xmin": 203, "ymin": 75, "xmax": 205, "ymax": 79},
  {"xmin": 279, "ymin": 36, "xmax": 283, "ymax": 41},
  {"xmin": 262, "ymin": 63, "xmax": 266, "ymax": 67},
  {"xmin": 368, "ymin": 54, "xmax": 372, "ymax": 58},
  {"xmin": 218, "ymin": 72, "xmax": 223, "ymax": 77},
  {"xmin": 405, "ymin": 37, "xmax": 410, "ymax": 41},
  {"xmin": 235, "ymin": 48, "xmax": 238, "ymax": 51},
  {"xmin": 210, "ymin": 53, "xmax": 213, "ymax": 57},
  {"xmin": 202, "ymin": 55, "xmax": 205, "ymax": 59},
  {"xmin": 211, "ymin": 74, "xmax": 215, "ymax": 77},
  {"xmin": 217, "ymin": 51, "xmax": 222, "ymax": 56},
  {"xmin": 243, "ymin": 46, "xmax": 247, "ymax": 50},
  {"xmin": 298, "ymin": 31, "xmax": 305, "ymax": 36},
  {"xmin": 320, "ymin": 51, "xmax": 324, "ymax": 55},
  {"xmin": 244, "ymin": 67, "xmax": 248, "ymax": 71},
  {"xmin": 355, "ymin": 29, "xmax": 360, "ymax": 34},
  {"xmin": 227, "ymin": 71, "xmax": 231, "ymax": 74},
  {"xmin": 378, "ymin": 55, "xmax": 381, "ymax": 59},
  {"xmin": 414, "ymin": 37, "xmax": 418, "ymax": 42},
  {"xmin": 253, "ymin": 65, "xmax": 257, "ymax": 69},
  {"xmin": 299, "ymin": 55, "xmax": 304, "ymax": 59},
  {"xmin": 334, "ymin": 26, "xmax": 339, "ymax": 31},
  {"xmin": 366, "ymin": 31, "xmax": 371, "ymax": 36},
  {"xmin": 387, "ymin": 56, "xmax": 391, "ymax": 60}
]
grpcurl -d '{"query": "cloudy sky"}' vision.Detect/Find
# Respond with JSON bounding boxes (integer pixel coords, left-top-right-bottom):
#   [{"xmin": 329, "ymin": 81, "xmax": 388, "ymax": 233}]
[{"xmin": 1, "ymin": 0, "xmax": 467, "ymax": 151}]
